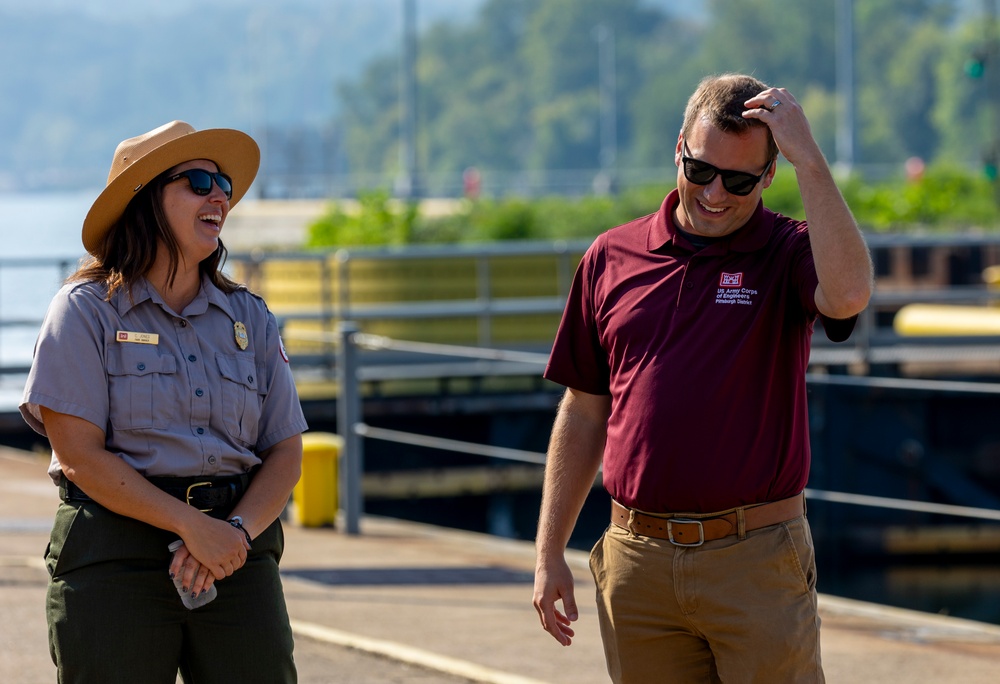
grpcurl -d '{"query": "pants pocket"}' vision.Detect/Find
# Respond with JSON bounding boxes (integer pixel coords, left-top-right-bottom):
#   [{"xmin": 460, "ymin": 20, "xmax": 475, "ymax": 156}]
[{"xmin": 779, "ymin": 517, "xmax": 817, "ymax": 594}]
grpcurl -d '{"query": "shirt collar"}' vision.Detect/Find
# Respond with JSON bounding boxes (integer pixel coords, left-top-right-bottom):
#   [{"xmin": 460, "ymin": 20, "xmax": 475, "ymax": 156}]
[
  {"xmin": 647, "ymin": 189, "xmax": 773, "ymax": 254},
  {"xmin": 111, "ymin": 274, "xmax": 237, "ymax": 320}
]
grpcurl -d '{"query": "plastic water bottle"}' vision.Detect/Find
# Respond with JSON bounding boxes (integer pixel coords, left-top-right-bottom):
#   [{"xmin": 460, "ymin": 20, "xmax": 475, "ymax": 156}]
[{"xmin": 167, "ymin": 540, "xmax": 218, "ymax": 609}]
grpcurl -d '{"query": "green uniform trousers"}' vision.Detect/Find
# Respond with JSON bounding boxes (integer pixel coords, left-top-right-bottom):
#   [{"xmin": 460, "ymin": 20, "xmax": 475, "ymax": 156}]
[{"xmin": 45, "ymin": 500, "xmax": 296, "ymax": 684}]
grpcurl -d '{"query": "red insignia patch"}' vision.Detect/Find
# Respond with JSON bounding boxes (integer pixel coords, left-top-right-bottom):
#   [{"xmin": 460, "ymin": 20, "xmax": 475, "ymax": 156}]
[{"xmin": 719, "ymin": 272, "xmax": 743, "ymax": 288}]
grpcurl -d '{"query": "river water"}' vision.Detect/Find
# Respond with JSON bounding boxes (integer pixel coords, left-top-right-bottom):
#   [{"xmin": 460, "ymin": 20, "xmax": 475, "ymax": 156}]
[{"xmin": 0, "ymin": 191, "xmax": 96, "ymax": 410}]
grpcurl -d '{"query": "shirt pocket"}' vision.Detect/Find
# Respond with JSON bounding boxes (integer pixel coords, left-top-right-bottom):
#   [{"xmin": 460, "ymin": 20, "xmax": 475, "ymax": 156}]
[
  {"xmin": 216, "ymin": 351, "xmax": 261, "ymax": 446},
  {"xmin": 106, "ymin": 344, "xmax": 178, "ymax": 430}
]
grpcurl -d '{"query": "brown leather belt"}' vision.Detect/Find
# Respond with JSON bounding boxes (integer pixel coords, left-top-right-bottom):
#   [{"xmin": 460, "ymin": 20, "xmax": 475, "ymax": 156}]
[{"xmin": 611, "ymin": 493, "xmax": 805, "ymax": 547}]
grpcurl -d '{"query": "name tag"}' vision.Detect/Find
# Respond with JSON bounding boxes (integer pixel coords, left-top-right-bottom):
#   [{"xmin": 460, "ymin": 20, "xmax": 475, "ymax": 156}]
[{"xmin": 116, "ymin": 330, "xmax": 159, "ymax": 345}]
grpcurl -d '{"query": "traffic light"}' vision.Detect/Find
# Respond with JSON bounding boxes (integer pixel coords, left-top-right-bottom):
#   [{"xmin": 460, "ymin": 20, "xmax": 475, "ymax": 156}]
[
  {"xmin": 966, "ymin": 49, "xmax": 988, "ymax": 78},
  {"xmin": 985, "ymin": 148, "xmax": 999, "ymax": 181}
]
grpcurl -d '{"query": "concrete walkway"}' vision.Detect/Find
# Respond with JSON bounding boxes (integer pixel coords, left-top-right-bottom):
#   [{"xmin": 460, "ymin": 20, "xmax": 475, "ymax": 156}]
[{"xmin": 2, "ymin": 446, "xmax": 999, "ymax": 683}]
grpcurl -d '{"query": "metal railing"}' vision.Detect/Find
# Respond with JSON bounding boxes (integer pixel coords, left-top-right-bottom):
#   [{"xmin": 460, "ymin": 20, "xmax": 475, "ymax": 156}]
[
  {"xmin": 328, "ymin": 322, "xmax": 1000, "ymax": 536},
  {"xmin": 7, "ymin": 237, "xmax": 1000, "ymax": 378},
  {"xmin": 0, "ymin": 257, "xmax": 77, "ymax": 374}
]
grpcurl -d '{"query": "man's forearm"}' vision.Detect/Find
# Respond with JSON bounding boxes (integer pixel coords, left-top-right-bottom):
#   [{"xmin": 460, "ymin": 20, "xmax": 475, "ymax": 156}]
[
  {"xmin": 796, "ymin": 157, "xmax": 874, "ymax": 319},
  {"xmin": 536, "ymin": 389, "xmax": 609, "ymax": 556}
]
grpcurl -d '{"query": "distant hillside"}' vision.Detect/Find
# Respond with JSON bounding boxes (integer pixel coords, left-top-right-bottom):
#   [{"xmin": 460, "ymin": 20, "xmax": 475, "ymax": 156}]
[{"xmin": 0, "ymin": 0, "xmax": 483, "ymax": 191}]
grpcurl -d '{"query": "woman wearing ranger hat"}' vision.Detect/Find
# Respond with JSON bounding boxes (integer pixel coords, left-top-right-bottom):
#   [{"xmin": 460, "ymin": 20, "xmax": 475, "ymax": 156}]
[{"xmin": 20, "ymin": 120, "xmax": 307, "ymax": 682}]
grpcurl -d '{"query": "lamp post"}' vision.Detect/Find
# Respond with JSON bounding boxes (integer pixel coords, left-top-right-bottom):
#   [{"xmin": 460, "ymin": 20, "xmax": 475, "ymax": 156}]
[
  {"xmin": 396, "ymin": 0, "xmax": 421, "ymax": 200},
  {"xmin": 594, "ymin": 23, "xmax": 617, "ymax": 195},
  {"xmin": 834, "ymin": 0, "xmax": 855, "ymax": 175}
]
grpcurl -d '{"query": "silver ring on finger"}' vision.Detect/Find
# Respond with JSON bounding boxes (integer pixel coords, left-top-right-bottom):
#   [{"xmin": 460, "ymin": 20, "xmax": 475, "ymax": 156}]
[{"xmin": 768, "ymin": 99, "xmax": 782, "ymax": 111}]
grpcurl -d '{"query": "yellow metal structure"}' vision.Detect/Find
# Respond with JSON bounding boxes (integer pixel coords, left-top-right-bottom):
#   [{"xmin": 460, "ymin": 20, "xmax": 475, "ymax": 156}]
[
  {"xmin": 292, "ymin": 432, "xmax": 343, "ymax": 527},
  {"xmin": 894, "ymin": 303, "xmax": 1000, "ymax": 336}
]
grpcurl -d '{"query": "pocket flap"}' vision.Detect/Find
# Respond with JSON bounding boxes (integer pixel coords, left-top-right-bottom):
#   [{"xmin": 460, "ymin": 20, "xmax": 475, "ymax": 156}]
[
  {"xmin": 216, "ymin": 352, "xmax": 258, "ymax": 390},
  {"xmin": 106, "ymin": 343, "xmax": 177, "ymax": 377}
]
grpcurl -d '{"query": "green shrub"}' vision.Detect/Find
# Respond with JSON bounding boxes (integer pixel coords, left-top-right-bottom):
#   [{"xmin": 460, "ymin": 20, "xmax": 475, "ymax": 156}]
[
  {"xmin": 306, "ymin": 189, "xmax": 418, "ymax": 248},
  {"xmin": 305, "ymin": 165, "xmax": 1000, "ymax": 249}
]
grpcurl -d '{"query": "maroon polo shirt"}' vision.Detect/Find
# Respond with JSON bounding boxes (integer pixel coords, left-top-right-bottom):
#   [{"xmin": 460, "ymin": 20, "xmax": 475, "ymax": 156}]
[{"xmin": 544, "ymin": 190, "xmax": 855, "ymax": 513}]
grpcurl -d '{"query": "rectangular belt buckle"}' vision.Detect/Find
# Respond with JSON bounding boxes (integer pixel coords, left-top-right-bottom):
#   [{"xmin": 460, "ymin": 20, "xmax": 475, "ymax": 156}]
[
  {"xmin": 185, "ymin": 481, "xmax": 213, "ymax": 512},
  {"xmin": 667, "ymin": 518, "xmax": 705, "ymax": 547}
]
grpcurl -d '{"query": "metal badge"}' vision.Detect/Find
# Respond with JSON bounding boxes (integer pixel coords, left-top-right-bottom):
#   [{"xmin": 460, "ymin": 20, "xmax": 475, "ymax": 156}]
[{"xmin": 234, "ymin": 321, "xmax": 249, "ymax": 350}]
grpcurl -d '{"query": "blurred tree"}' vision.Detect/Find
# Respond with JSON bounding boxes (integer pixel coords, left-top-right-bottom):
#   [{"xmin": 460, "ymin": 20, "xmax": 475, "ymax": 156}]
[
  {"xmin": 701, "ymin": 0, "xmax": 835, "ymax": 91},
  {"xmin": 934, "ymin": 18, "xmax": 1000, "ymax": 174},
  {"xmin": 519, "ymin": 0, "xmax": 659, "ymax": 170},
  {"xmin": 338, "ymin": 57, "xmax": 402, "ymax": 175},
  {"xmin": 335, "ymin": 0, "xmax": 996, "ymax": 194},
  {"xmin": 419, "ymin": 0, "xmax": 535, "ymax": 173},
  {"xmin": 853, "ymin": 0, "xmax": 956, "ymax": 166}
]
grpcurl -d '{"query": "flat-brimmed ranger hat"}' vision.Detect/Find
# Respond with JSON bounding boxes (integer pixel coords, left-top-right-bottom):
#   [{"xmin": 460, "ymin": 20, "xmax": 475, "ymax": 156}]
[{"xmin": 82, "ymin": 120, "xmax": 260, "ymax": 255}]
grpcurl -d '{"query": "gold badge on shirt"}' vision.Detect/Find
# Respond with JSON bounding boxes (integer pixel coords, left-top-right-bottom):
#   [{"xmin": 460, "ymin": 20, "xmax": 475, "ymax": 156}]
[{"xmin": 234, "ymin": 321, "xmax": 249, "ymax": 350}]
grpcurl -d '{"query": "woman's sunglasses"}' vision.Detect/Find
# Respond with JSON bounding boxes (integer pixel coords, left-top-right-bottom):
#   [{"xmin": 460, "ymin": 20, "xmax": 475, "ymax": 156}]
[
  {"xmin": 681, "ymin": 142, "xmax": 772, "ymax": 196},
  {"xmin": 164, "ymin": 169, "xmax": 233, "ymax": 200}
]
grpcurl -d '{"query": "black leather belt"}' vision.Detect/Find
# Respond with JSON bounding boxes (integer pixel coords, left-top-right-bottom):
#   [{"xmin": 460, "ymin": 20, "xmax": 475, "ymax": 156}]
[{"xmin": 60, "ymin": 471, "xmax": 255, "ymax": 513}]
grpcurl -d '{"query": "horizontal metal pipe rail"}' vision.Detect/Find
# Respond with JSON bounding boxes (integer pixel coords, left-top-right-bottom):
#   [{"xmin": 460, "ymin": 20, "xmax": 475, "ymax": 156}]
[
  {"xmin": 7, "ymin": 246, "xmax": 1000, "ymax": 375},
  {"xmin": 357, "ymin": 423, "xmax": 1000, "ymax": 522},
  {"xmin": 336, "ymin": 328, "xmax": 1000, "ymax": 534}
]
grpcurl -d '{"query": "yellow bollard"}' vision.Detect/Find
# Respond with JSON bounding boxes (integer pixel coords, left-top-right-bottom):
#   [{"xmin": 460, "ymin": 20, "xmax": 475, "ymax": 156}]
[{"xmin": 292, "ymin": 432, "xmax": 342, "ymax": 527}]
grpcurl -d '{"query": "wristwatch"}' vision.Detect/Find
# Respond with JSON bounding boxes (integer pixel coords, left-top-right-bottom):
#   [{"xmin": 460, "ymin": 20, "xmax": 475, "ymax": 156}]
[{"xmin": 227, "ymin": 515, "xmax": 253, "ymax": 546}]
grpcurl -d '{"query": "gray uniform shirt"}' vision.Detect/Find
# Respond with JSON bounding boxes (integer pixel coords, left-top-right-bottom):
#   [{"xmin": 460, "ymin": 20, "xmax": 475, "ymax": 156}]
[{"xmin": 20, "ymin": 275, "xmax": 308, "ymax": 483}]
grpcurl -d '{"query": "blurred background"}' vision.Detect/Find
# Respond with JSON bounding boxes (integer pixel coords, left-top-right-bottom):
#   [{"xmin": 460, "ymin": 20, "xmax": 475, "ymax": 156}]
[
  {"xmin": 0, "ymin": 0, "xmax": 994, "ymax": 199},
  {"xmin": 4, "ymin": 0, "xmax": 1000, "ymax": 628}
]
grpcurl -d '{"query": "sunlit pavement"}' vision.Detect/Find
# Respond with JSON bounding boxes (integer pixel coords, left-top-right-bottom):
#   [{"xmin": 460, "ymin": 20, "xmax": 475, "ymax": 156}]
[{"xmin": 3, "ymin": 447, "xmax": 1000, "ymax": 684}]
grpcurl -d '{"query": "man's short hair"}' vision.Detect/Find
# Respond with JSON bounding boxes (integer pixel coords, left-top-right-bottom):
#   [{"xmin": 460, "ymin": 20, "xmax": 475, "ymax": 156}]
[{"xmin": 681, "ymin": 73, "xmax": 778, "ymax": 160}]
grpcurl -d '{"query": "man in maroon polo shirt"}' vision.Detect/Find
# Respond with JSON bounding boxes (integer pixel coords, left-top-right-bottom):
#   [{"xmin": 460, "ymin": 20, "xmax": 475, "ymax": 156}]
[{"xmin": 532, "ymin": 74, "xmax": 873, "ymax": 683}]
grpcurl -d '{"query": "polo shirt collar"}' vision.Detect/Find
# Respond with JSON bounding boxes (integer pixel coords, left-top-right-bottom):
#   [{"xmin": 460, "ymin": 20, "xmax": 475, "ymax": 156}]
[{"xmin": 647, "ymin": 189, "xmax": 773, "ymax": 254}]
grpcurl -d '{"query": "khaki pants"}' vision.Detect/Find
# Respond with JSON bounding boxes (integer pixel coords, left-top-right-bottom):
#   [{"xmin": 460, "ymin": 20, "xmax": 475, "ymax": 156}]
[
  {"xmin": 590, "ymin": 515, "xmax": 824, "ymax": 684},
  {"xmin": 45, "ymin": 501, "xmax": 296, "ymax": 684}
]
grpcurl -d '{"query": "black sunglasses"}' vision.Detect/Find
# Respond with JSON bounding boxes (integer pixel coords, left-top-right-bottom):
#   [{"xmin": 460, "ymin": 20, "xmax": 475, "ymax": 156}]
[
  {"xmin": 681, "ymin": 143, "xmax": 772, "ymax": 196},
  {"xmin": 164, "ymin": 169, "xmax": 233, "ymax": 200}
]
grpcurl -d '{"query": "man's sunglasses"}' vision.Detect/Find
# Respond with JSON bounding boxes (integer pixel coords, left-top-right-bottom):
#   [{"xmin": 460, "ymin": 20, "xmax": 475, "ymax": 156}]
[
  {"xmin": 681, "ymin": 143, "xmax": 772, "ymax": 196},
  {"xmin": 164, "ymin": 169, "xmax": 233, "ymax": 200}
]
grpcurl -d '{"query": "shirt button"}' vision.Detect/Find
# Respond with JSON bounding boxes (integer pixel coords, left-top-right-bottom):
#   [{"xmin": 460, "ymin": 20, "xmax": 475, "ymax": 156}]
[
  {"xmin": 195, "ymin": 388, "xmax": 204, "ymax": 397},
  {"xmin": 247, "ymin": 375, "xmax": 254, "ymax": 384},
  {"xmin": 685, "ymin": 282, "xmax": 694, "ymax": 289},
  {"xmin": 179, "ymin": 320, "xmax": 188, "ymax": 327},
  {"xmin": 137, "ymin": 363, "xmax": 145, "ymax": 371},
  {"xmin": 208, "ymin": 456, "xmax": 216, "ymax": 465},
  {"xmin": 188, "ymin": 354, "xmax": 197, "ymax": 362},
  {"xmin": 196, "ymin": 427, "xmax": 205, "ymax": 435}
]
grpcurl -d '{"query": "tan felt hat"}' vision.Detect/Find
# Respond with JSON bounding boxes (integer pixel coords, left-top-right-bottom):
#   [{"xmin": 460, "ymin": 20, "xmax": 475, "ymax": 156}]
[{"xmin": 81, "ymin": 120, "xmax": 260, "ymax": 255}]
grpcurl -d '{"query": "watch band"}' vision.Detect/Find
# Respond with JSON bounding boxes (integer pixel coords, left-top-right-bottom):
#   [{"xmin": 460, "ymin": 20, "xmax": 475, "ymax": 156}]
[{"xmin": 227, "ymin": 516, "xmax": 253, "ymax": 546}]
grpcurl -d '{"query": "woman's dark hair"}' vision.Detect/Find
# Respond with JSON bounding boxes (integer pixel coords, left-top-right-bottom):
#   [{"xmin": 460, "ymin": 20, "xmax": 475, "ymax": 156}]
[{"xmin": 69, "ymin": 168, "xmax": 240, "ymax": 299}]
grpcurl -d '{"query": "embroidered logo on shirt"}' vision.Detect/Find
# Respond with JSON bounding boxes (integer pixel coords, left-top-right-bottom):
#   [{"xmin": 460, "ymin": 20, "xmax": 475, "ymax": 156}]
[
  {"xmin": 719, "ymin": 272, "xmax": 743, "ymax": 288},
  {"xmin": 278, "ymin": 336, "xmax": 290, "ymax": 363},
  {"xmin": 715, "ymin": 273, "xmax": 757, "ymax": 306},
  {"xmin": 116, "ymin": 330, "xmax": 159, "ymax": 345}
]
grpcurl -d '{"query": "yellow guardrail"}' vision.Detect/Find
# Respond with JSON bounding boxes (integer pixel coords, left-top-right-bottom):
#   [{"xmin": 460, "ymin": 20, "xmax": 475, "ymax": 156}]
[{"xmin": 228, "ymin": 247, "xmax": 585, "ymax": 352}]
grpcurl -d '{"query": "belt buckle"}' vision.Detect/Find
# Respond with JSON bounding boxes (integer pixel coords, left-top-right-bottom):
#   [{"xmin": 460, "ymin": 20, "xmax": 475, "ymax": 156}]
[
  {"xmin": 185, "ymin": 481, "xmax": 213, "ymax": 512},
  {"xmin": 667, "ymin": 518, "xmax": 705, "ymax": 547}
]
